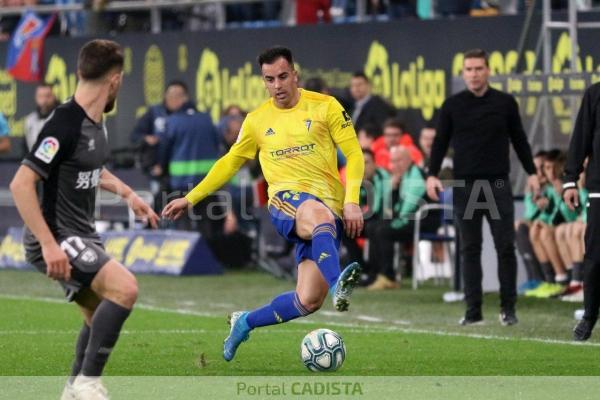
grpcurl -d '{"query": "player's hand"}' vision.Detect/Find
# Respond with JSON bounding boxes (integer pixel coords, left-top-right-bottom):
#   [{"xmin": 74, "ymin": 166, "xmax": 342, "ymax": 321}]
[
  {"xmin": 563, "ymin": 187, "xmax": 580, "ymax": 211},
  {"xmin": 527, "ymin": 174, "xmax": 541, "ymax": 198},
  {"xmin": 223, "ymin": 211, "xmax": 238, "ymax": 235},
  {"xmin": 426, "ymin": 176, "xmax": 443, "ymax": 202},
  {"xmin": 42, "ymin": 241, "xmax": 72, "ymax": 281},
  {"xmin": 128, "ymin": 193, "xmax": 159, "ymax": 228},
  {"xmin": 162, "ymin": 197, "xmax": 192, "ymax": 221},
  {"xmin": 535, "ymin": 196, "xmax": 549, "ymax": 210},
  {"xmin": 343, "ymin": 203, "xmax": 363, "ymax": 239}
]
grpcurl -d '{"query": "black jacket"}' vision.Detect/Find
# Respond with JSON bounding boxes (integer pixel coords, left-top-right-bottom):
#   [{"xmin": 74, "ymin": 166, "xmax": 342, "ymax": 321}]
[
  {"xmin": 564, "ymin": 83, "xmax": 600, "ymax": 192},
  {"xmin": 353, "ymin": 95, "xmax": 396, "ymax": 132},
  {"xmin": 429, "ymin": 87, "xmax": 535, "ymax": 180}
]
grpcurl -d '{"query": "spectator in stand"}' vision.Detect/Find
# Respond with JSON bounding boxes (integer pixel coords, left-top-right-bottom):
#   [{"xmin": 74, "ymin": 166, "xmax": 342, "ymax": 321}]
[
  {"xmin": 527, "ymin": 149, "xmax": 578, "ymax": 298},
  {"xmin": 365, "ymin": 145, "xmax": 435, "ymax": 290},
  {"xmin": 0, "ymin": 111, "xmax": 10, "ymax": 153},
  {"xmin": 357, "ymin": 123, "xmax": 380, "ymax": 151},
  {"xmin": 372, "ymin": 118, "xmax": 422, "ymax": 171},
  {"xmin": 156, "ymin": 83, "xmax": 222, "ymax": 241},
  {"xmin": 296, "ymin": 0, "xmax": 331, "ymax": 24},
  {"xmin": 342, "ymin": 148, "xmax": 391, "ymax": 286},
  {"xmin": 514, "ymin": 150, "xmax": 547, "ymax": 294},
  {"xmin": 24, "ymin": 84, "xmax": 58, "ymax": 151},
  {"xmin": 417, "ymin": 125, "xmax": 454, "ymax": 177},
  {"xmin": 417, "ymin": 125, "xmax": 436, "ymax": 170},
  {"xmin": 217, "ymin": 104, "xmax": 246, "ymax": 138},
  {"xmin": 349, "ymin": 72, "xmax": 396, "ymax": 133},
  {"xmin": 130, "ymin": 80, "xmax": 189, "ymax": 211}
]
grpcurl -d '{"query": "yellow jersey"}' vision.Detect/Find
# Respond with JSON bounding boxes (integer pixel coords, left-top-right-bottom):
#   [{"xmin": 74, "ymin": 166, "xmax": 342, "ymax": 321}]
[{"xmin": 229, "ymin": 89, "xmax": 358, "ymax": 216}]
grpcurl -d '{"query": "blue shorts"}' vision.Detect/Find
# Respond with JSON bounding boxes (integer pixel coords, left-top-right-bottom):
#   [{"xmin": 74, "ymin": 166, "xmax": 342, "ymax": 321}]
[{"xmin": 268, "ymin": 190, "xmax": 343, "ymax": 265}]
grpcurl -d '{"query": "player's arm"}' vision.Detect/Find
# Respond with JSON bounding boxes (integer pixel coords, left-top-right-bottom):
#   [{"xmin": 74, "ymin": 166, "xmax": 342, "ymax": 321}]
[
  {"xmin": 14, "ymin": 120, "xmax": 79, "ymax": 280},
  {"xmin": 507, "ymin": 96, "xmax": 539, "ymax": 196},
  {"xmin": 426, "ymin": 100, "xmax": 453, "ymax": 201},
  {"xmin": 328, "ymin": 98, "xmax": 365, "ymax": 238},
  {"xmin": 100, "ymin": 168, "xmax": 159, "ymax": 228},
  {"xmin": 563, "ymin": 86, "xmax": 597, "ymax": 210},
  {"xmin": 161, "ymin": 152, "xmax": 248, "ymax": 220},
  {"xmin": 162, "ymin": 117, "xmax": 258, "ymax": 220},
  {"xmin": 10, "ymin": 165, "xmax": 71, "ymax": 281}
]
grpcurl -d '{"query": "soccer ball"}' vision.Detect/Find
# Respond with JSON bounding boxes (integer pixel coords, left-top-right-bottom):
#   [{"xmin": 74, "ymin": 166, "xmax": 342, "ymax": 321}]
[{"xmin": 300, "ymin": 328, "xmax": 346, "ymax": 372}]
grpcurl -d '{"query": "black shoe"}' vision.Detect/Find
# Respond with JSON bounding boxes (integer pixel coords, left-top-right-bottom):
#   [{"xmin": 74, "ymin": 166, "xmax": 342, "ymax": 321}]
[
  {"xmin": 459, "ymin": 315, "xmax": 484, "ymax": 326},
  {"xmin": 573, "ymin": 319, "xmax": 596, "ymax": 341},
  {"xmin": 499, "ymin": 310, "xmax": 518, "ymax": 326}
]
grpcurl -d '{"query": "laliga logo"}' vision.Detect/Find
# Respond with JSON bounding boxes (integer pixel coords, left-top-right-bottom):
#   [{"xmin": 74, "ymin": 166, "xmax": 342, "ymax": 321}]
[
  {"xmin": 34, "ymin": 136, "xmax": 60, "ymax": 163},
  {"xmin": 196, "ymin": 48, "xmax": 222, "ymax": 123}
]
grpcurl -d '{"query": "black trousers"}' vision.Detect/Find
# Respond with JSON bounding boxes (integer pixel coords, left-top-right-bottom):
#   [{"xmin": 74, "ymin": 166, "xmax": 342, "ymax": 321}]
[
  {"xmin": 366, "ymin": 220, "xmax": 414, "ymax": 280},
  {"xmin": 583, "ymin": 198, "xmax": 600, "ymax": 322},
  {"xmin": 453, "ymin": 178, "xmax": 517, "ymax": 318}
]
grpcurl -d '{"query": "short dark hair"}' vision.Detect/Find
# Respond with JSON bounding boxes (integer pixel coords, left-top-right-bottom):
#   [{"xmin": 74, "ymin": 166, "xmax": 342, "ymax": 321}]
[
  {"xmin": 166, "ymin": 80, "xmax": 188, "ymax": 94},
  {"xmin": 37, "ymin": 83, "xmax": 53, "ymax": 90},
  {"xmin": 545, "ymin": 148, "xmax": 563, "ymax": 162},
  {"xmin": 303, "ymin": 77, "xmax": 327, "ymax": 93},
  {"xmin": 463, "ymin": 48, "xmax": 489, "ymax": 67},
  {"xmin": 359, "ymin": 123, "xmax": 380, "ymax": 138},
  {"xmin": 362, "ymin": 148, "xmax": 375, "ymax": 160},
  {"xmin": 534, "ymin": 150, "xmax": 548, "ymax": 159},
  {"xmin": 352, "ymin": 71, "xmax": 369, "ymax": 83},
  {"xmin": 258, "ymin": 46, "xmax": 294, "ymax": 67},
  {"xmin": 383, "ymin": 117, "xmax": 405, "ymax": 133},
  {"xmin": 77, "ymin": 39, "xmax": 123, "ymax": 81}
]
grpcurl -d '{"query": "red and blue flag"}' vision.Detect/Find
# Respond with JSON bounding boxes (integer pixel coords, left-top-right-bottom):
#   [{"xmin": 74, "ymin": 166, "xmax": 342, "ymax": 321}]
[{"xmin": 6, "ymin": 11, "xmax": 56, "ymax": 82}]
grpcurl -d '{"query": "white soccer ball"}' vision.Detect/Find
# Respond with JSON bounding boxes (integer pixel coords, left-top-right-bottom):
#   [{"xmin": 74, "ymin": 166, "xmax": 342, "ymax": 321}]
[{"xmin": 300, "ymin": 328, "xmax": 346, "ymax": 372}]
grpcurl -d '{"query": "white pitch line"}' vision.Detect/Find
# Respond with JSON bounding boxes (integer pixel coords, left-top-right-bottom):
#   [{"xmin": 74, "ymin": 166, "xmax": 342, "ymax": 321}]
[
  {"xmin": 2, "ymin": 293, "xmax": 600, "ymax": 347},
  {"xmin": 0, "ymin": 329, "xmax": 208, "ymax": 335}
]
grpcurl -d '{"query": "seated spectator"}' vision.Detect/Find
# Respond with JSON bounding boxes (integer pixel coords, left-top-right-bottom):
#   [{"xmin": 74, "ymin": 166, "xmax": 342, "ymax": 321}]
[
  {"xmin": 357, "ymin": 123, "xmax": 380, "ymax": 150},
  {"xmin": 528, "ymin": 149, "xmax": 578, "ymax": 298},
  {"xmin": 417, "ymin": 125, "xmax": 454, "ymax": 178},
  {"xmin": 514, "ymin": 150, "xmax": 547, "ymax": 293},
  {"xmin": 418, "ymin": 125, "xmax": 435, "ymax": 168},
  {"xmin": 341, "ymin": 148, "xmax": 391, "ymax": 285},
  {"xmin": 372, "ymin": 118, "xmax": 422, "ymax": 170},
  {"xmin": 364, "ymin": 146, "xmax": 437, "ymax": 290}
]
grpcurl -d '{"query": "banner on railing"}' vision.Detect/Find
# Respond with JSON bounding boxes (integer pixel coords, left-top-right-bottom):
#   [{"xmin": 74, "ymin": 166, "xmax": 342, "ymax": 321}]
[{"xmin": 0, "ymin": 228, "xmax": 222, "ymax": 276}]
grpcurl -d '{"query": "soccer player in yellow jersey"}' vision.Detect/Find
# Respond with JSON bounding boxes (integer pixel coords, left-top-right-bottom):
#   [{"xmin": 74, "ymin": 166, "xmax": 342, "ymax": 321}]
[{"xmin": 162, "ymin": 46, "xmax": 365, "ymax": 362}]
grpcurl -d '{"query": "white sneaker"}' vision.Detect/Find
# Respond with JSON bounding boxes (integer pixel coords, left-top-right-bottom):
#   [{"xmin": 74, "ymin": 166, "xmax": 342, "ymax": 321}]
[
  {"xmin": 60, "ymin": 381, "xmax": 77, "ymax": 400},
  {"xmin": 71, "ymin": 376, "xmax": 110, "ymax": 400},
  {"xmin": 561, "ymin": 288, "xmax": 584, "ymax": 303}
]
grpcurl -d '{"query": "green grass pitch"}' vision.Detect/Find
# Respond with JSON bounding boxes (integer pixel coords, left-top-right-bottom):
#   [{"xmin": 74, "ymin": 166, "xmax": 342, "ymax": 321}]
[{"xmin": 1, "ymin": 268, "xmax": 599, "ymax": 377}]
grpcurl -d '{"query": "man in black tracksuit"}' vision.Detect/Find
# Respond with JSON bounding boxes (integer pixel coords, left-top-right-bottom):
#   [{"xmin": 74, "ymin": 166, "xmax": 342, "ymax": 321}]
[
  {"xmin": 426, "ymin": 49, "xmax": 540, "ymax": 326},
  {"xmin": 563, "ymin": 82, "xmax": 600, "ymax": 341}
]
